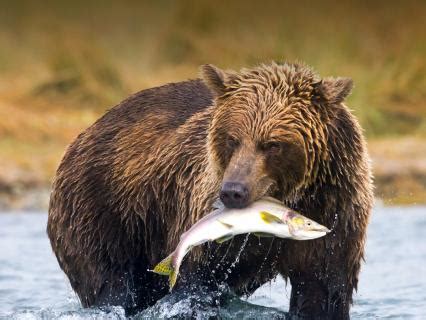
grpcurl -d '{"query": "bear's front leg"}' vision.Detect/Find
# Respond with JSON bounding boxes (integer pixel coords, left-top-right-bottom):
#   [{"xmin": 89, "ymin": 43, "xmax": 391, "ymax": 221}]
[{"xmin": 288, "ymin": 270, "xmax": 351, "ymax": 320}]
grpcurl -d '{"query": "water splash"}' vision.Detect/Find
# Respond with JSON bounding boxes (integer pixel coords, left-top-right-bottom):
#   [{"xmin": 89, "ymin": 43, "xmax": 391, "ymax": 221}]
[
  {"xmin": 5, "ymin": 306, "xmax": 127, "ymax": 320},
  {"xmin": 135, "ymin": 286, "xmax": 287, "ymax": 320},
  {"xmin": 2, "ymin": 209, "xmax": 426, "ymax": 319},
  {"xmin": 223, "ymin": 233, "xmax": 250, "ymax": 281}
]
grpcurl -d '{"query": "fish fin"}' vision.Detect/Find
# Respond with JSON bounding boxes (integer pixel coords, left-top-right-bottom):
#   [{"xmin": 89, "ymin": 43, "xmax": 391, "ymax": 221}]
[
  {"xmin": 215, "ymin": 234, "xmax": 234, "ymax": 244},
  {"xmin": 260, "ymin": 211, "xmax": 284, "ymax": 224},
  {"xmin": 218, "ymin": 219, "xmax": 233, "ymax": 229},
  {"xmin": 152, "ymin": 253, "xmax": 174, "ymax": 276},
  {"xmin": 253, "ymin": 232, "xmax": 275, "ymax": 238}
]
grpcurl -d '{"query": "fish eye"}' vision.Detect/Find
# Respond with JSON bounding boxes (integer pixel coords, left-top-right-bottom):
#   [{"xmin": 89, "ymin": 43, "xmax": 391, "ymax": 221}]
[{"xmin": 306, "ymin": 221, "xmax": 312, "ymax": 226}]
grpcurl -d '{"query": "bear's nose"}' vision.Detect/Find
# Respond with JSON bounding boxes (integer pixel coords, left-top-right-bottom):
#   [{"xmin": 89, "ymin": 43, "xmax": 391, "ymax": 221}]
[{"xmin": 220, "ymin": 182, "xmax": 249, "ymax": 209}]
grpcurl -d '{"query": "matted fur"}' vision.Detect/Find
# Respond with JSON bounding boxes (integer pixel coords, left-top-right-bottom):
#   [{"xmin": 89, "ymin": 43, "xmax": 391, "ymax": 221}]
[{"xmin": 48, "ymin": 62, "xmax": 373, "ymax": 318}]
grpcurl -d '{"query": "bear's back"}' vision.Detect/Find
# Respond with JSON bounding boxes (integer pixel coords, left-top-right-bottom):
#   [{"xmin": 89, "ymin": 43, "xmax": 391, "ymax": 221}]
[
  {"xmin": 97, "ymin": 79, "xmax": 213, "ymax": 132},
  {"xmin": 50, "ymin": 78, "xmax": 214, "ymax": 228},
  {"xmin": 56, "ymin": 78, "xmax": 213, "ymax": 175}
]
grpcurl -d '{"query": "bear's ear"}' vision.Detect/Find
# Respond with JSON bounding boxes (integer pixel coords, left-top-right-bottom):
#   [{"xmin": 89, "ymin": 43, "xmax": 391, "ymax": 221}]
[
  {"xmin": 200, "ymin": 64, "xmax": 231, "ymax": 97},
  {"xmin": 312, "ymin": 77, "xmax": 353, "ymax": 105}
]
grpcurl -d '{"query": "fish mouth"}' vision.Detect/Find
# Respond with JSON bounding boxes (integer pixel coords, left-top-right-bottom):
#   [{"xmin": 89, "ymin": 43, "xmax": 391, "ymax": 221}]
[
  {"xmin": 311, "ymin": 225, "xmax": 331, "ymax": 233},
  {"xmin": 292, "ymin": 224, "xmax": 331, "ymax": 240},
  {"xmin": 307, "ymin": 225, "xmax": 331, "ymax": 238}
]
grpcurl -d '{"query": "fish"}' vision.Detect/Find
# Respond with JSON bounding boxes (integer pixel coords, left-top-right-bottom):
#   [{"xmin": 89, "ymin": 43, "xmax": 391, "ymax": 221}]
[{"xmin": 150, "ymin": 197, "xmax": 330, "ymax": 290}]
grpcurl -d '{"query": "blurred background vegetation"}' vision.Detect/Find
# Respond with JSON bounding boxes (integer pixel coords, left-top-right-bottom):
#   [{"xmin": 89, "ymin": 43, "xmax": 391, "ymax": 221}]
[{"xmin": 0, "ymin": 0, "xmax": 425, "ymax": 209}]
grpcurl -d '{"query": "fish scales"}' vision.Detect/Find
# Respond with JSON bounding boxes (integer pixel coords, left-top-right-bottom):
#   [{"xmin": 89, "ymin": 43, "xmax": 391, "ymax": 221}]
[{"xmin": 151, "ymin": 197, "xmax": 330, "ymax": 290}]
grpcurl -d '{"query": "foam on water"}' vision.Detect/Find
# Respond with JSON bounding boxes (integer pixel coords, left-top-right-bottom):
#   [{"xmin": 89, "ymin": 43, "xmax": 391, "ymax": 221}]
[{"xmin": 0, "ymin": 206, "xmax": 425, "ymax": 319}]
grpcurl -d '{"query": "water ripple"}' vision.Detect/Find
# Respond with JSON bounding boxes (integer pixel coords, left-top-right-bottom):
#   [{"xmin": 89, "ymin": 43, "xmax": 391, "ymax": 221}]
[{"xmin": 1, "ymin": 207, "xmax": 425, "ymax": 319}]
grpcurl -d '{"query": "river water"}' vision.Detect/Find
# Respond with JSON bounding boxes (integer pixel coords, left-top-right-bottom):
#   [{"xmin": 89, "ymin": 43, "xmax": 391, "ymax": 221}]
[{"xmin": 0, "ymin": 206, "xmax": 425, "ymax": 319}]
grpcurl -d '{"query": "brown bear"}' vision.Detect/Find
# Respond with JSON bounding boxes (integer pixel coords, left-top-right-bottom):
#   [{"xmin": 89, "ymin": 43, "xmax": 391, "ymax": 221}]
[{"xmin": 47, "ymin": 62, "xmax": 373, "ymax": 319}]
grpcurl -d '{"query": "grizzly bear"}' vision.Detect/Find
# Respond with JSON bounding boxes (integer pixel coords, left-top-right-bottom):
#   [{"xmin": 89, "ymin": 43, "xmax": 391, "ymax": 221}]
[{"xmin": 47, "ymin": 62, "xmax": 373, "ymax": 319}]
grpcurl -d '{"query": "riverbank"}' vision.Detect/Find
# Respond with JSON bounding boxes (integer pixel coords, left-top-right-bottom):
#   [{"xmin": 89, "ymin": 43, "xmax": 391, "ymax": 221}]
[
  {"xmin": 369, "ymin": 138, "xmax": 426, "ymax": 205},
  {"xmin": 0, "ymin": 137, "xmax": 424, "ymax": 211}
]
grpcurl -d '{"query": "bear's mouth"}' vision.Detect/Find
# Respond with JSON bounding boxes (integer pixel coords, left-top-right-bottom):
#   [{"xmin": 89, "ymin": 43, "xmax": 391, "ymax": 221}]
[
  {"xmin": 212, "ymin": 183, "xmax": 275, "ymax": 211},
  {"xmin": 252, "ymin": 180, "xmax": 279, "ymax": 205}
]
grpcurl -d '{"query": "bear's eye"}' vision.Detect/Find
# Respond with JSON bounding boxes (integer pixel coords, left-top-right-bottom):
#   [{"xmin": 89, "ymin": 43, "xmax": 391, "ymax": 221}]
[
  {"xmin": 261, "ymin": 142, "xmax": 282, "ymax": 155},
  {"xmin": 226, "ymin": 137, "xmax": 240, "ymax": 150}
]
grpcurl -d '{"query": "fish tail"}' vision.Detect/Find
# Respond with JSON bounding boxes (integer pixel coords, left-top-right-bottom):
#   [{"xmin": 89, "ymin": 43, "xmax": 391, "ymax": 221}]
[
  {"xmin": 151, "ymin": 253, "xmax": 179, "ymax": 291},
  {"xmin": 152, "ymin": 253, "xmax": 174, "ymax": 276},
  {"xmin": 169, "ymin": 269, "xmax": 178, "ymax": 291}
]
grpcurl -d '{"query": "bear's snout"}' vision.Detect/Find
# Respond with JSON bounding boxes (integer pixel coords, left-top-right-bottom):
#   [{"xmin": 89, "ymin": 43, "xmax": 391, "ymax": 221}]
[{"xmin": 220, "ymin": 181, "xmax": 250, "ymax": 208}]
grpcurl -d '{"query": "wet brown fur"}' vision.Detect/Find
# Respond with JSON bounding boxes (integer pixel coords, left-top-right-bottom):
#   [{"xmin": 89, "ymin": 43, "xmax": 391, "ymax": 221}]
[{"xmin": 48, "ymin": 62, "xmax": 373, "ymax": 318}]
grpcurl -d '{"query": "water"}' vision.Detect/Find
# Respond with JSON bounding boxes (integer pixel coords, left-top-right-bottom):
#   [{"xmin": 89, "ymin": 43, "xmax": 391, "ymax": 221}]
[{"xmin": 0, "ymin": 206, "xmax": 425, "ymax": 319}]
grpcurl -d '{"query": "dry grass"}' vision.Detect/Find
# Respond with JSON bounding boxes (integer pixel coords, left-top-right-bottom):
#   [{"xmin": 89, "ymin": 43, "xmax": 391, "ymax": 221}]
[
  {"xmin": 369, "ymin": 138, "xmax": 426, "ymax": 205},
  {"xmin": 0, "ymin": 0, "xmax": 425, "ymax": 207}
]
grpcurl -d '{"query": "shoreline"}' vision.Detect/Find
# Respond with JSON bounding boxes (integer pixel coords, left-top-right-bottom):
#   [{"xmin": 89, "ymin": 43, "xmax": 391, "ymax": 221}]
[
  {"xmin": 1, "ymin": 137, "xmax": 424, "ymax": 211},
  {"xmin": 0, "ymin": 172, "xmax": 424, "ymax": 212},
  {"xmin": 0, "ymin": 185, "xmax": 50, "ymax": 211}
]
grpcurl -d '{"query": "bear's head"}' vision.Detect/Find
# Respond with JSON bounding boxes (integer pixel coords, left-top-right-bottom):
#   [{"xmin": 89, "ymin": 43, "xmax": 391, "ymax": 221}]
[{"xmin": 202, "ymin": 62, "xmax": 353, "ymax": 208}]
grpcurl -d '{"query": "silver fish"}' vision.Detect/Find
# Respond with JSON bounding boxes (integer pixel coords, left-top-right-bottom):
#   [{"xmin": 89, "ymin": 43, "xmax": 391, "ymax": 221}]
[{"xmin": 151, "ymin": 197, "xmax": 330, "ymax": 290}]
